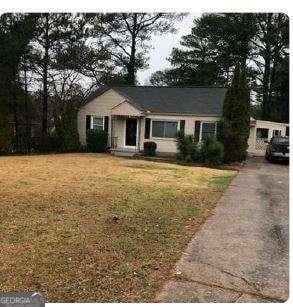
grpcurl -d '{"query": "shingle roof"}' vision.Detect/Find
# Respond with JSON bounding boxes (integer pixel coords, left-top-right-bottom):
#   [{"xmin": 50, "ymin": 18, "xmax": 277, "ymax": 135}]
[{"xmin": 85, "ymin": 86, "xmax": 227, "ymax": 115}]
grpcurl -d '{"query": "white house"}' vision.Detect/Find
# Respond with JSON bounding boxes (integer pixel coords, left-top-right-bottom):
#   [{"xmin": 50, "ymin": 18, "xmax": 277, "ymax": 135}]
[{"xmin": 77, "ymin": 86, "xmax": 289, "ymax": 156}]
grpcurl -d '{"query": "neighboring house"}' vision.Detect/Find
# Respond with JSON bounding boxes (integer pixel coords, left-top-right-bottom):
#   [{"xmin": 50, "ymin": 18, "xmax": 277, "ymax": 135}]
[
  {"xmin": 77, "ymin": 86, "xmax": 226, "ymax": 155},
  {"xmin": 77, "ymin": 86, "xmax": 289, "ymax": 156},
  {"xmin": 248, "ymin": 118, "xmax": 289, "ymax": 156}
]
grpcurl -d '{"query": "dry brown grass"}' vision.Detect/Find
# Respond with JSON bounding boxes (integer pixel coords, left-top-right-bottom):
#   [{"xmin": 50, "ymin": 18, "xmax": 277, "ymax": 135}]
[{"xmin": 0, "ymin": 153, "xmax": 235, "ymax": 302}]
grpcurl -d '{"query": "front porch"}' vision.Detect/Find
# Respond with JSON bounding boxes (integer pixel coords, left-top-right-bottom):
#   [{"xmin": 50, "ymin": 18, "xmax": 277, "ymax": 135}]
[
  {"xmin": 107, "ymin": 99, "xmax": 145, "ymax": 156},
  {"xmin": 109, "ymin": 102, "xmax": 144, "ymax": 156},
  {"xmin": 109, "ymin": 114, "xmax": 144, "ymax": 156}
]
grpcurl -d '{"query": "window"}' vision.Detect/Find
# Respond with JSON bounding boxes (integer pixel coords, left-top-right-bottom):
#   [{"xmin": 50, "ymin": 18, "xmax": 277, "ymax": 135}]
[
  {"xmin": 273, "ymin": 130, "xmax": 281, "ymax": 137},
  {"xmin": 201, "ymin": 122, "xmax": 216, "ymax": 141},
  {"xmin": 92, "ymin": 116, "xmax": 104, "ymax": 130},
  {"xmin": 256, "ymin": 128, "xmax": 269, "ymax": 139},
  {"xmin": 145, "ymin": 118, "xmax": 151, "ymax": 139},
  {"xmin": 152, "ymin": 121, "xmax": 178, "ymax": 138}
]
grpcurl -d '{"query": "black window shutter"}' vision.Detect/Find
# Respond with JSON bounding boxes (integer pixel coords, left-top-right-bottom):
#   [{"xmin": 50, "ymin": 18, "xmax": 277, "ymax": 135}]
[
  {"xmin": 86, "ymin": 115, "xmax": 91, "ymax": 131},
  {"xmin": 104, "ymin": 116, "xmax": 109, "ymax": 132},
  {"xmin": 145, "ymin": 118, "xmax": 151, "ymax": 139},
  {"xmin": 180, "ymin": 120, "xmax": 185, "ymax": 134},
  {"xmin": 194, "ymin": 121, "xmax": 201, "ymax": 143}
]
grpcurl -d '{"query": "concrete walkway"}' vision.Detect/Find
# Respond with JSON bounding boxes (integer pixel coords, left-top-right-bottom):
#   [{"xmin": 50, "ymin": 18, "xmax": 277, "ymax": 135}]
[{"xmin": 156, "ymin": 158, "xmax": 289, "ymax": 303}]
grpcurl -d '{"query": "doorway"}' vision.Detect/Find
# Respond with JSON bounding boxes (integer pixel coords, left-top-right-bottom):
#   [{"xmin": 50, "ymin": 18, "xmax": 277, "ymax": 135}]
[{"xmin": 125, "ymin": 118, "xmax": 137, "ymax": 147}]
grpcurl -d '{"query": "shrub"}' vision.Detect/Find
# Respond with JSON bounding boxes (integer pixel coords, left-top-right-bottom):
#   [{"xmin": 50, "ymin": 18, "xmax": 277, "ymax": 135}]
[
  {"xmin": 176, "ymin": 130, "xmax": 200, "ymax": 162},
  {"xmin": 200, "ymin": 135, "xmax": 224, "ymax": 166},
  {"xmin": 86, "ymin": 129, "xmax": 108, "ymax": 152},
  {"xmin": 53, "ymin": 100, "xmax": 80, "ymax": 152},
  {"xmin": 35, "ymin": 134, "xmax": 62, "ymax": 153},
  {"xmin": 143, "ymin": 141, "xmax": 157, "ymax": 156}
]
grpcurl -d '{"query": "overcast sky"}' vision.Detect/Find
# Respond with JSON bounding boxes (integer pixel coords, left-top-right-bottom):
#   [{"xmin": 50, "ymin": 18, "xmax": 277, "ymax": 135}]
[{"xmin": 137, "ymin": 13, "xmax": 199, "ymax": 85}]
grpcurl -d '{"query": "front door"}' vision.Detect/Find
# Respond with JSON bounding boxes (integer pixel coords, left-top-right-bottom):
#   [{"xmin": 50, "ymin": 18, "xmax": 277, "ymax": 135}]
[{"xmin": 125, "ymin": 118, "xmax": 137, "ymax": 146}]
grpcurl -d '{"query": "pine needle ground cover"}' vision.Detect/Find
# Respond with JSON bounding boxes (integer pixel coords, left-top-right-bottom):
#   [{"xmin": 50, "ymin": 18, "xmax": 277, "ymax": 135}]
[{"xmin": 0, "ymin": 154, "xmax": 235, "ymax": 302}]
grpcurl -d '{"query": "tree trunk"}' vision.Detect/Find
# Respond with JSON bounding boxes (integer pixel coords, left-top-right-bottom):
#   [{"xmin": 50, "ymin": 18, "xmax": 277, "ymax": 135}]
[
  {"xmin": 11, "ymin": 69, "xmax": 19, "ymax": 152},
  {"xmin": 42, "ymin": 13, "xmax": 49, "ymax": 137},
  {"xmin": 239, "ymin": 14, "xmax": 251, "ymax": 69},
  {"xmin": 126, "ymin": 54, "xmax": 136, "ymax": 85},
  {"xmin": 126, "ymin": 14, "xmax": 137, "ymax": 85},
  {"xmin": 24, "ymin": 65, "xmax": 31, "ymax": 152},
  {"xmin": 261, "ymin": 14, "xmax": 273, "ymax": 120}
]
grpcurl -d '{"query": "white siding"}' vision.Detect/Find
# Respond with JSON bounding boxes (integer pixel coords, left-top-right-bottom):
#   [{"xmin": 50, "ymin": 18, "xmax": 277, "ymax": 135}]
[
  {"xmin": 113, "ymin": 117, "xmax": 126, "ymax": 148},
  {"xmin": 139, "ymin": 114, "xmax": 220, "ymax": 153},
  {"xmin": 111, "ymin": 101, "xmax": 142, "ymax": 116},
  {"xmin": 77, "ymin": 89, "xmax": 124, "ymax": 145},
  {"xmin": 247, "ymin": 120, "xmax": 288, "ymax": 156}
]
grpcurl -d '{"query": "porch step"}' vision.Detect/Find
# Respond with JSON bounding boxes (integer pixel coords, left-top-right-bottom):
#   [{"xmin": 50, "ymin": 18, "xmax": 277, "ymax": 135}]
[{"xmin": 111, "ymin": 148, "xmax": 138, "ymax": 157}]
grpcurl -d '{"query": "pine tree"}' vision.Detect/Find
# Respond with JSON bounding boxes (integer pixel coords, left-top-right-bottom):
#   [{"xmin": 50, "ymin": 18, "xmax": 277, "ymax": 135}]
[
  {"xmin": 218, "ymin": 64, "xmax": 250, "ymax": 162},
  {"xmin": 150, "ymin": 13, "xmax": 258, "ymax": 87}
]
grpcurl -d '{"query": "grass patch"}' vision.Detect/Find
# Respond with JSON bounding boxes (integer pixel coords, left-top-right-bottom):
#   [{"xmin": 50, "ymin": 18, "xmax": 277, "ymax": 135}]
[
  {"xmin": 209, "ymin": 175, "xmax": 234, "ymax": 187},
  {"xmin": 0, "ymin": 153, "xmax": 235, "ymax": 302}
]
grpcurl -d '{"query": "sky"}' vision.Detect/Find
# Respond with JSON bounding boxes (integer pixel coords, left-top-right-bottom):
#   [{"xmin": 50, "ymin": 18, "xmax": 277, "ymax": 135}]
[{"xmin": 137, "ymin": 14, "xmax": 199, "ymax": 85}]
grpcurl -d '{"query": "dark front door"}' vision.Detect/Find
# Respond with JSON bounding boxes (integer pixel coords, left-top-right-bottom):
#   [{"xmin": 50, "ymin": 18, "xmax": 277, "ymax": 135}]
[{"xmin": 125, "ymin": 118, "xmax": 137, "ymax": 146}]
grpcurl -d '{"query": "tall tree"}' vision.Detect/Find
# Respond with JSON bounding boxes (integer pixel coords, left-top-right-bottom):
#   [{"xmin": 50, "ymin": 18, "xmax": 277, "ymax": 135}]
[
  {"xmin": 151, "ymin": 14, "xmax": 257, "ymax": 86},
  {"xmin": 150, "ymin": 19, "xmax": 226, "ymax": 86},
  {"xmin": 218, "ymin": 65, "xmax": 250, "ymax": 162},
  {"xmin": 151, "ymin": 13, "xmax": 288, "ymax": 122},
  {"xmin": 252, "ymin": 13, "xmax": 289, "ymax": 120},
  {"xmin": 270, "ymin": 54, "xmax": 289, "ymax": 122},
  {"xmin": 29, "ymin": 13, "xmax": 85, "ymax": 139},
  {"xmin": 196, "ymin": 14, "xmax": 257, "ymax": 70},
  {"xmin": 0, "ymin": 14, "xmax": 36, "ymax": 152},
  {"xmin": 89, "ymin": 13, "xmax": 183, "ymax": 85},
  {"xmin": 50, "ymin": 70, "xmax": 83, "ymax": 151}
]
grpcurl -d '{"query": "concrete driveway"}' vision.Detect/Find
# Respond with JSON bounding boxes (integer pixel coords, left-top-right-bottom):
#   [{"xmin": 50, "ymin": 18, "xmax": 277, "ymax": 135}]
[{"xmin": 156, "ymin": 157, "xmax": 289, "ymax": 303}]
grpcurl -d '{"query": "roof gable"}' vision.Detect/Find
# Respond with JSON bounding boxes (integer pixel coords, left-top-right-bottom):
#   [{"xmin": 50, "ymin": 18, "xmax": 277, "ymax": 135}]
[{"xmin": 111, "ymin": 100, "xmax": 143, "ymax": 116}]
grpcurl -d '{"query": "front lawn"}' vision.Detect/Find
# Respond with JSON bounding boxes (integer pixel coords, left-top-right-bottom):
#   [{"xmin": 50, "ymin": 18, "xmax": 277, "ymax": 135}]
[{"xmin": 0, "ymin": 154, "xmax": 235, "ymax": 302}]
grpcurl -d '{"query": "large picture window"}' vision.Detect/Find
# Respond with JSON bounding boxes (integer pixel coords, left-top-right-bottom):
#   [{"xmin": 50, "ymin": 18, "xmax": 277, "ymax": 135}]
[
  {"xmin": 201, "ymin": 122, "xmax": 216, "ymax": 141},
  {"xmin": 152, "ymin": 121, "xmax": 178, "ymax": 138},
  {"xmin": 92, "ymin": 116, "xmax": 104, "ymax": 130}
]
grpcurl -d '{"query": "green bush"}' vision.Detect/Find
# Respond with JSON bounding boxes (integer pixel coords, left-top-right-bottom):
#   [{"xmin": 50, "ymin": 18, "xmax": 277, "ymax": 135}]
[
  {"xmin": 200, "ymin": 135, "xmax": 224, "ymax": 166},
  {"xmin": 217, "ymin": 119, "xmax": 248, "ymax": 163},
  {"xmin": 143, "ymin": 141, "xmax": 157, "ymax": 156},
  {"xmin": 86, "ymin": 129, "xmax": 108, "ymax": 152},
  {"xmin": 35, "ymin": 134, "xmax": 62, "ymax": 153},
  {"xmin": 53, "ymin": 100, "xmax": 80, "ymax": 152},
  {"xmin": 176, "ymin": 130, "xmax": 200, "ymax": 162}
]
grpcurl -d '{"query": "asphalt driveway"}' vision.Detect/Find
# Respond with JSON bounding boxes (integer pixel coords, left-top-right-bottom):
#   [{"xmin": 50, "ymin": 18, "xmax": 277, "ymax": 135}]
[{"xmin": 156, "ymin": 157, "xmax": 289, "ymax": 302}]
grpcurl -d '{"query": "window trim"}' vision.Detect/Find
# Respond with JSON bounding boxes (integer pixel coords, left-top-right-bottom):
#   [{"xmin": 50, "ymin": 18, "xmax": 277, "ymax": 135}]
[
  {"xmin": 91, "ymin": 116, "xmax": 104, "ymax": 130},
  {"xmin": 256, "ymin": 127, "xmax": 269, "ymax": 140},
  {"xmin": 273, "ymin": 129, "xmax": 282, "ymax": 137},
  {"xmin": 151, "ymin": 119, "xmax": 180, "ymax": 140},
  {"xmin": 199, "ymin": 121, "xmax": 217, "ymax": 142},
  {"xmin": 124, "ymin": 117, "xmax": 139, "ymax": 148}
]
